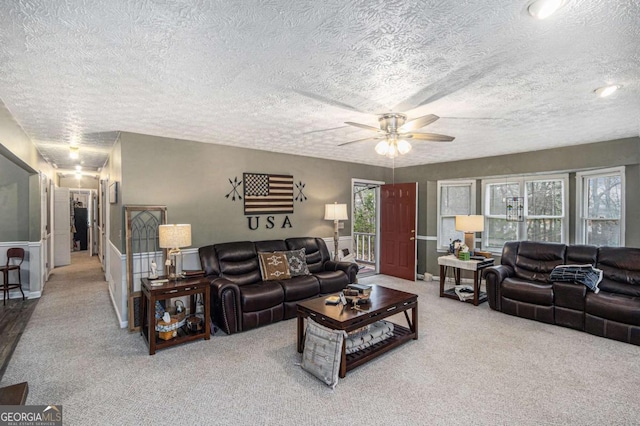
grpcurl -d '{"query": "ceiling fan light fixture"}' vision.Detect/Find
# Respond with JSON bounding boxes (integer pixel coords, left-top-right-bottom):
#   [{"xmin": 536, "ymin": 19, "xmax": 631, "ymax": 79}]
[
  {"xmin": 397, "ymin": 139, "xmax": 412, "ymax": 155},
  {"xmin": 375, "ymin": 140, "xmax": 390, "ymax": 156},
  {"xmin": 385, "ymin": 143, "xmax": 398, "ymax": 159},
  {"xmin": 594, "ymin": 84, "xmax": 621, "ymax": 98},
  {"xmin": 528, "ymin": 0, "xmax": 564, "ymax": 19}
]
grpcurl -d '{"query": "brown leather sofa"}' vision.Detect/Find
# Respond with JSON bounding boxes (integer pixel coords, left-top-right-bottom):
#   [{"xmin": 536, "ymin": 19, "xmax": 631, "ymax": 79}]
[
  {"xmin": 199, "ymin": 237, "xmax": 358, "ymax": 335},
  {"xmin": 485, "ymin": 241, "xmax": 640, "ymax": 346}
]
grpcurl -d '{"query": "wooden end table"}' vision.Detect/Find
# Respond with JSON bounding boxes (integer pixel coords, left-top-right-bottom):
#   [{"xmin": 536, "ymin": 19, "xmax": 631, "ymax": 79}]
[
  {"xmin": 140, "ymin": 277, "xmax": 211, "ymax": 355},
  {"xmin": 297, "ymin": 285, "xmax": 418, "ymax": 378},
  {"xmin": 438, "ymin": 255, "xmax": 494, "ymax": 306}
]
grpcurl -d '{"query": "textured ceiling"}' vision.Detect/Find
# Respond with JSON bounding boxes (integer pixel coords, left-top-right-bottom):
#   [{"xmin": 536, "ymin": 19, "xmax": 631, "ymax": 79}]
[{"xmin": 0, "ymin": 0, "xmax": 638, "ymax": 174}]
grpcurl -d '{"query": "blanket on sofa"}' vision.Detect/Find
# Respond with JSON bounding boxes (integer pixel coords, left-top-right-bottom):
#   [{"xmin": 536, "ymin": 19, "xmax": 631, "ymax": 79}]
[{"xmin": 550, "ymin": 264, "xmax": 603, "ymax": 293}]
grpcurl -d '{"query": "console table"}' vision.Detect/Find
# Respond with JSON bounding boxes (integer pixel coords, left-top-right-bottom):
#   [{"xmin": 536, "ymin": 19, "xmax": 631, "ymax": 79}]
[
  {"xmin": 438, "ymin": 255, "xmax": 494, "ymax": 306},
  {"xmin": 140, "ymin": 277, "xmax": 211, "ymax": 355}
]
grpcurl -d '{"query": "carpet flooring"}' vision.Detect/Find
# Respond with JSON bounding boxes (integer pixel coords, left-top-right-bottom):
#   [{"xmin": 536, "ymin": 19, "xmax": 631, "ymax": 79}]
[{"xmin": 1, "ymin": 252, "xmax": 639, "ymax": 425}]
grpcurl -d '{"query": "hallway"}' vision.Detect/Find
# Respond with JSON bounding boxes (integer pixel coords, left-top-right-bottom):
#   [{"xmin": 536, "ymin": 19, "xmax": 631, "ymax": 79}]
[{"xmin": 0, "ymin": 251, "xmax": 105, "ymax": 381}]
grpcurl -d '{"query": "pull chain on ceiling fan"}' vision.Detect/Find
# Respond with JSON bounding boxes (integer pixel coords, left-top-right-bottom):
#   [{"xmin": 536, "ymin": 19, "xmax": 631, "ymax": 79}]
[{"xmin": 339, "ymin": 113, "xmax": 455, "ymax": 158}]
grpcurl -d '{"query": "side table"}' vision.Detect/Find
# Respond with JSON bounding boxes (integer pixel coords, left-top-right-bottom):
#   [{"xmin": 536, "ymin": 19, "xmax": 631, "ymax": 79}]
[
  {"xmin": 438, "ymin": 255, "xmax": 494, "ymax": 306},
  {"xmin": 140, "ymin": 277, "xmax": 211, "ymax": 355}
]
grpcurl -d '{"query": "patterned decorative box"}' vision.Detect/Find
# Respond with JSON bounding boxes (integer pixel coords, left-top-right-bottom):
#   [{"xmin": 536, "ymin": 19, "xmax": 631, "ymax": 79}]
[{"xmin": 458, "ymin": 252, "xmax": 471, "ymax": 261}]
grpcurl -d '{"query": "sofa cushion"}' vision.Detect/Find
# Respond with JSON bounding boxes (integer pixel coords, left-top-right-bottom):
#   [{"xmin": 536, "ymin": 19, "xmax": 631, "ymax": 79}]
[
  {"xmin": 215, "ymin": 241, "xmax": 262, "ymax": 285},
  {"xmin": 596, "ymin": 247, "xmax": 640, "ymax": 297},
  {"xmin": 239, "ymin": 281, "xmax": 284, "ymax": 312},
  {"xmin": 279, "ymin": 275, "xmax": 320, "ymax": 302},
  {"xmin": 501, "ymin": 277, "xmax": 553, "ymax": 306},
  {"xmin": 514, "ymin": 241, "xmax": 566, "ymax": 283},
  {"xmin": 283, "ymin": 248, "xmax": 310, "ymax": 276},
  {"xmin": 255, "ymin": 240, "xmax": 288, "ymax": 253},
  {"xmin": 566, "ymin": 245, "xmax": 598, "ymax": 265},
  {"xmin": 258, "ymin": 252, "xmax": 291, "ymax": 281},
  {"xmin": 585, "ymin": 291, "xmax": 640, "ymax": 326}
]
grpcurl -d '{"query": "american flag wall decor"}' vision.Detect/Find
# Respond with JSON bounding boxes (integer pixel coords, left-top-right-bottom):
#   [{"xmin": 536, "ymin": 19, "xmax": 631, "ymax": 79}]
[{"xmin": 243, "ymin": 173, "xmax": 294, "ymax": 215}]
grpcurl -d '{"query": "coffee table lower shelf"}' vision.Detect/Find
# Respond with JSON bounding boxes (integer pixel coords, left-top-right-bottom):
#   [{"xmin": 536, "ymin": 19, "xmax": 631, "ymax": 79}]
[{"xmin": 345, "ymin": 324, "xmax": 414, "ymax": 373}]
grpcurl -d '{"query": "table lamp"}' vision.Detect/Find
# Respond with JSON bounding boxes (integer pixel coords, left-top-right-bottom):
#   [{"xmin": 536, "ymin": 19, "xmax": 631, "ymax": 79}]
[
  {"xmin": 455, "ymin": 215, "xmax": 484, "ymax": 255},
  {"xmin": 324, "ymin": 202, "xmax": 348, "ymax": 261},
  {"xmin": 159, "ymin": 224, "xmax": 192, "ymax": 279}
]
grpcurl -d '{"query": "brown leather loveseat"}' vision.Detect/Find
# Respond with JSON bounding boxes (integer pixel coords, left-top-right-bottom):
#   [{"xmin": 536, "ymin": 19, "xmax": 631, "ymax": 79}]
[
  {"xmin": 199, "ymin": 237, "xmax": 358, "ymax": 335},
  {"xmin": 485, "ymin": 241, "xmax": 640, "ymax": 346}
]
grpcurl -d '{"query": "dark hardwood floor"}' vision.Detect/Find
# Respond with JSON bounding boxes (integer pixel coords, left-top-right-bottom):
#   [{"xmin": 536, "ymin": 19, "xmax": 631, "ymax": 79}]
[{"xmin": 0, "ymin": 297, "xmax": 38, "ymax": 381}]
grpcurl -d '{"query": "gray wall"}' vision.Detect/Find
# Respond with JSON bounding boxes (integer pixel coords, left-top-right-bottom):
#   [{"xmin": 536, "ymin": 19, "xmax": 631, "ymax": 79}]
[
  {"xmin": 114, "ymin": 132, "xmax": 391, "ymax": 252},
  {"xmin": 394, "ymin": 137, "xmax": 640, "ymax": 275},
  {"xmin": 0, "ymin": 153, "xmax": 30, "ymax": 241},
  {"xmin": 107, "ymin": 136, "xmax": 123, "ymax": 249}
]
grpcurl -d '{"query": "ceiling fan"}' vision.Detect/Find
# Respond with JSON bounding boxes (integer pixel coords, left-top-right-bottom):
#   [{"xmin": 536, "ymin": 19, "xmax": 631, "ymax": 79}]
[{"xmin": 338, "ymin": 113, "xmax": 455, "ymax": 158}]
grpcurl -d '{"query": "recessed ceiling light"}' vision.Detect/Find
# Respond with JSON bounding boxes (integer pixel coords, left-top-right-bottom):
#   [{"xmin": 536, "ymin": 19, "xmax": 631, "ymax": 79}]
[
  {"xmin": 528, "ymin": 0, "xmax": 565, "ymax": 19},
  {"xmin": 75, "ymin": 165, "xmax": 82, "ymax": 171},
  {"xmin": 594, "ymin": 84, "xmax": 621, "ymax": 98}
]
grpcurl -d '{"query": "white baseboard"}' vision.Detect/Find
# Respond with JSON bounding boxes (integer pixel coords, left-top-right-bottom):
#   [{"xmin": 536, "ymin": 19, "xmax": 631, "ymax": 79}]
[
  {"xmin": 108, "ymin": 280, "xmax": 127, "ymax": 329},
  {"xmin": 28, "ymin": 291, "xmax": 42, "ymax": 299}
]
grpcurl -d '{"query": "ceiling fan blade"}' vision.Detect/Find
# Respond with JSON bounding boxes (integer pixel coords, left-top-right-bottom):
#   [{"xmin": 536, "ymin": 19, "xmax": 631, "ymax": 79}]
[
  {"xmin": 302, "ymin": 125, "xmax": 350, "ymax": 135},
  {"xmin": 405, "ymin": 132, "xmax": 455, "ymax": 142},
  {"xmin": 398, "ymin": 114, "xmax": 439, "ymax": 132},
  {"xmin": 337, "ymin": 136, "xmax": 385, "ymax": 147},
  {"xmin": 344, "ymin": 122, "xmax": 383, "ymax": 133}
]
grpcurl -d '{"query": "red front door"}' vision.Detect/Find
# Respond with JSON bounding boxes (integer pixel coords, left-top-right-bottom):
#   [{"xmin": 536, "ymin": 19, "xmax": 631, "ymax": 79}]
[{"xmin": 379, "ymin": 182, "xmax": 417, "ymax": 281}]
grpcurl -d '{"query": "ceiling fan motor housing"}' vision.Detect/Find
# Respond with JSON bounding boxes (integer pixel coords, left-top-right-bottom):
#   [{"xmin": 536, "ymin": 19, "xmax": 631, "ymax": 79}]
[{"xmin": 378, "ymin": 113, "xmax": 407, "ymax": 133}]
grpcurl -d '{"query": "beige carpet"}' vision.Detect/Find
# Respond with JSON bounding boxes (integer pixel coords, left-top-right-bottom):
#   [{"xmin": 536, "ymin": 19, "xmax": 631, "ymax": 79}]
[{"xmin": 1, "ymin": 252, "xmax": 639, "ymax": 425}]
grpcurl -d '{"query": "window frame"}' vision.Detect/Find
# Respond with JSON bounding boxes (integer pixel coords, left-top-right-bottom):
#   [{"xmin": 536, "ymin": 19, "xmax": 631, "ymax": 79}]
[
  {"xmin": 481, "ymin": 173, "xmax": 569, "ymax": 251},
  {"xmin": 575, "ymin": 166, "xmax": 625, "ymax": 247},
  {"xmin": 436, "ymin": 179, "xmax": 476, "ymax": 251}
]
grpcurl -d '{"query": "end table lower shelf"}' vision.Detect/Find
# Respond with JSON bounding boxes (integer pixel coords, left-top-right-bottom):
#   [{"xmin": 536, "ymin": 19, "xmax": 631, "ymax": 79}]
[{"xmin": 140, "ymin": 277, "xmax": 211, "ymax": 355}]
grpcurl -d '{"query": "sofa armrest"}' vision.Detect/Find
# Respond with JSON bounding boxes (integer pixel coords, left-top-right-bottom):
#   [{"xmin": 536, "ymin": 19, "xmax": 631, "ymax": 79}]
[
  {"xmin": 323, "ymin": 260, "xmax": 358, "ymax": 283},
  {"xmin": 209, "ymin": 276, "xmax": 242, "ymax": 334},
  {"xmin": 484, "ymin": 265, "xmax": 514, "ymax": 312}
]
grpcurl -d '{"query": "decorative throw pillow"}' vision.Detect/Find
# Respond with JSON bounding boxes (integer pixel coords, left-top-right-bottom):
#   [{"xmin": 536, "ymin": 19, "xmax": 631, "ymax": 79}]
[
  {"xmin": 282, "ymin": 248, "xmax": 310, "ymax": 276},
  {"xmin": 258, "ymin": 252, "xmax": 291, "ymax": 281},
  {"xmin": 301, "ymin": 319, "xmax": 346, "ymax": 389}
]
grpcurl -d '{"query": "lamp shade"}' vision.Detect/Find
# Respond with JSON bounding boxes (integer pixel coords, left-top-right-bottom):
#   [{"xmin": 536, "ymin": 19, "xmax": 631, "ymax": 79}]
[
  {"xmin": 455, "ymin": 215, "xmax": 484, "ymax": 233},
  {"xmin": 159, "ymin": 224, "xmax": 192, "ymax": 249},
  {"xmin": 324, "ymin": 203, "xmax": 348, "ymax": 221}
]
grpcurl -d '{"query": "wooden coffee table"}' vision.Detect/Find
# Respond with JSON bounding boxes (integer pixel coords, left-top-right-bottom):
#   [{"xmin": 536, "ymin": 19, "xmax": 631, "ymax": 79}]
[{"xmin": 297, "ymin": 285, "xmax": 418, "ymax": 378}]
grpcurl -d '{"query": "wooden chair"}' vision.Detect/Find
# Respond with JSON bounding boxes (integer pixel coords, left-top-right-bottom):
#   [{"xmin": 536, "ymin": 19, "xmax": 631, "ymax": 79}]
[{"xmin": 1, "ymin": 248, "xmax": 25, "ymax": 305}]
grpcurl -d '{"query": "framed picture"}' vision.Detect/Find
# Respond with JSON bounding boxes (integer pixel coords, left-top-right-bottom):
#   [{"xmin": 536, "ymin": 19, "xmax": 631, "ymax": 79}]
[{"xmin": 109, "ymin": 182, "xmax": 118, "ymax": 204}]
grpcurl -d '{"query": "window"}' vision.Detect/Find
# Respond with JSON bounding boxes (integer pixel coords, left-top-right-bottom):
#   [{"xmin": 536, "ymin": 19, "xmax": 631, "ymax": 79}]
[
  {"xmin": 483, "ymin": 174, "xmax": 568, "ymax": 250},
  {"xmin": 576, "ymin": 167, "xmax": 624, "ymax": 246},
  {"xmin": 437, "ymin": 180, "xmax": 475, "ymax": 250}
]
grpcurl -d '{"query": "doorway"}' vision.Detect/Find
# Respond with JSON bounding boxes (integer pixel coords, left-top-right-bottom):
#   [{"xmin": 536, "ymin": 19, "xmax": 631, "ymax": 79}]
[
  {"xmin": 70, "ymin": 189, "xmax": 98, "ymax": 257},
  {"xmin": 379, "ymin": 182, "xmax": 418, "ymax": 281},
  {"xmin": 351, "ymin": 179, "xmax": 384, "ymax": 276}
]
